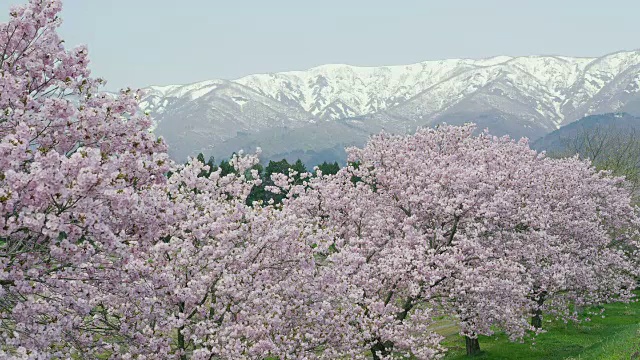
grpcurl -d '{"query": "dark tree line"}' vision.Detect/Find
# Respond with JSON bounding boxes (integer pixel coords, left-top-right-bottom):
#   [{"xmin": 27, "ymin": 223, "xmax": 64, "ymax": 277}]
[{"xmin": 192, "ymin": 153, "xmax": 341, "ymax": 205}]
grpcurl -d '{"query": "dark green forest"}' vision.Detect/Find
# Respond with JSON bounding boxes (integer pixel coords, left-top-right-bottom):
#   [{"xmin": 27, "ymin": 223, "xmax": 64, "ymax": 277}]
[{"xmin": 190, "ymin": 153, "xmax": 341, "ymax": 205}]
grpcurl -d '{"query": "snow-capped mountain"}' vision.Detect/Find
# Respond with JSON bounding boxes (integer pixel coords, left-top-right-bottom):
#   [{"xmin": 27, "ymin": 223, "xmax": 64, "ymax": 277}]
[{"xmin": 141, "ymin": 50, "xmax": 640, "ymax": 164}]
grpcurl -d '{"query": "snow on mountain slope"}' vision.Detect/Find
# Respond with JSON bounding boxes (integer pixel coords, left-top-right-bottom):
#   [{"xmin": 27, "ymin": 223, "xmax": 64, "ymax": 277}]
[
  {"xmin": 233, "ymin": 57, "xmax": 517, "ymax": 120},
  {"xmin": 141, "ymin": 50, "xmax": 640, "ymax": 163}
]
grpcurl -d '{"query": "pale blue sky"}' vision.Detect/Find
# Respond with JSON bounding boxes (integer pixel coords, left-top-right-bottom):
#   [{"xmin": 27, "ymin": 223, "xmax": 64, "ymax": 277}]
[{"xmin": 2, "ymin": 0, "xmax": 639, "ymax": 90}]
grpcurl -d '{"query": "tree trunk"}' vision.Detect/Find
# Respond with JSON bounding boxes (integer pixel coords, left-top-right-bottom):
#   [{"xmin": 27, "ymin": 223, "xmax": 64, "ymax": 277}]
[
  {"xmin": 177, "ymin": 325, "xmax": 187, "ymax": 360},
  {"xmin": 370, "ymin": 295, "xmax": 413, "ymax": 359},
  {"xmin": 371, "ymin": 339, "xmax": 394, "ymax": 360},
  {"xmin": 531, "ymin": 309, "xmax": 543, "ymax": 329},
  {"xmin": 530, "ymin": 292, "xmax": 546, "ymax": 329},
  {"xmin": 465, "ymin": 336, "xmax": 481, "ymax": 356},
  {"xmin": 178, "ymin": 301, "xmax": 187, "ymax": 360}
]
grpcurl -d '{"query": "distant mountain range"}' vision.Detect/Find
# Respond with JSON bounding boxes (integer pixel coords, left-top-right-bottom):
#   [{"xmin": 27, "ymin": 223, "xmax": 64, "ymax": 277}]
[
  {"xmin": 531, "ymin": 112, "xmax": 640, "ymax": 154},
  {"xmin": 140, "ymin": 50, "xmax": 640, "ymax": 164}
]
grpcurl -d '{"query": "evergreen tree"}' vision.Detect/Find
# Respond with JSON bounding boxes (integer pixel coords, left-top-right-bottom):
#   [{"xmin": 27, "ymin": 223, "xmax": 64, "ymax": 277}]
[{"xmin": 316, "ymin": 161, "xmax": 340, "ymax": 176}]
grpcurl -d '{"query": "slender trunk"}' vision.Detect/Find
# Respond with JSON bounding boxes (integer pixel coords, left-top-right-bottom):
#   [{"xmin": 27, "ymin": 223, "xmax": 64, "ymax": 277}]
[
  {"xmin": 177, "ymin": 325, "xmax": 187, "ymax": 360},
  {"xmin": 531, "ymin": 292, "xmax": 546, "ymax": 329},
  {"xmin": 465, "ymin": 336, "xmax": 481, "ymax": 356},
  {"xmin": 370, "ymin": 295, "xmax": 415, "ymax": 358},
  {"xmin": 178, "ymin": 301, "xmax": 187, "ymax": 360},
  {"xmin": 371, "ymin": 339, "xmax": 394, "ymax": 360},
  {"xmin": 531, "ymin": 309, "xmax": 543, "ymax": 329}
]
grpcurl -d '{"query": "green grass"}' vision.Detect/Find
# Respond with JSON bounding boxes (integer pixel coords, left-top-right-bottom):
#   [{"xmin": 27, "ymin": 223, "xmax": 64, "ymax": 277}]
[{"xmin": 441, "ymin": 299, "xmax": 640, "ymax": 360}]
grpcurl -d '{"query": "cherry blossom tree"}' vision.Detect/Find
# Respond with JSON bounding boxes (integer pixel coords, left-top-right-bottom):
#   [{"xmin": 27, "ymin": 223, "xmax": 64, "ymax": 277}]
[
  {"xmin": 479, "ymin": 148, "xmax": 639, "ymax": 330},
  {"xmin": 0, "ymin": 0, "xmax": 173, "ymax": 357},
  {"xmin": 285, "ymin": 124, "xmax": 639, "ymax": 357},
  {"xmin": 0, "ymin": 2, "xmax": 333, "ymax": 358}
]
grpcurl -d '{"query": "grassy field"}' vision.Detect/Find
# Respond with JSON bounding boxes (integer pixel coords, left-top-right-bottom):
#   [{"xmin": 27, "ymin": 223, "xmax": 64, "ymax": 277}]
[{"xmin": 440, "ymin": 298, "xmax": 640, "ymax": 359}]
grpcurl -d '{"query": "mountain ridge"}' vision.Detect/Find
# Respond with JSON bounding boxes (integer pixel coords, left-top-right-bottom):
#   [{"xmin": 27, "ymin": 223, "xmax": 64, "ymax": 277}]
[
  {"xmin": 141, "ymin": 50, "xmax": 640, "ymax": 164},
  {"xmin": 531, "ymin": 112, "xmax": 640, "ymax": 154}
]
